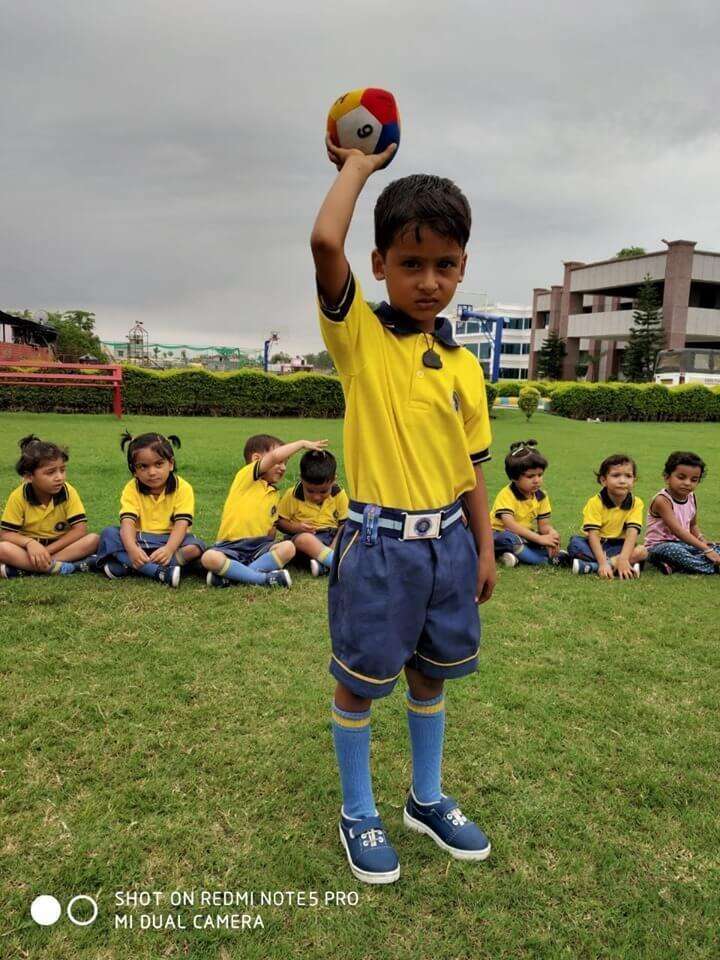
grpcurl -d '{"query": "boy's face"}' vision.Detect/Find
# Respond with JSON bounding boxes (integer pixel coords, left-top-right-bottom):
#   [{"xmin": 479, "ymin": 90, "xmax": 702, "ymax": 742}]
[
  {"xmin": 514, "ymin": 467, "xmax": 544, "ymax": 497},
  {"xmin": 301, "ymin": 478, "xmax": 335, "ymax": 506},
  {"xmin": 371, "ymin": 227, "xmax": 466, "ymax": 325},
  {"xmin": 27, "ymin": 457, "xmax": 67, "ymax": 497},
  {"xmin": 601, "ymin": 462, "xmax": 636, "ymax": 501},
  {"xmin": 255, "ymin": 446, "xmax": 286, "ymax": 485}
]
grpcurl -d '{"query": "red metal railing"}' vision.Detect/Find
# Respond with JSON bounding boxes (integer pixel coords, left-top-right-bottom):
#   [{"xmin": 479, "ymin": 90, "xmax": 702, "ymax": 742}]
[{"xmin": 0, "ymin": 361, "xmax": 123, "ymax": 418}]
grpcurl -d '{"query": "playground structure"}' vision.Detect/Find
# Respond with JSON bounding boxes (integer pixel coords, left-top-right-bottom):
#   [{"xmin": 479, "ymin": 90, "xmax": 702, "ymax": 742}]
[
  {"xmin": 126, "ymin": 320, "xmax": 149, "ymax": 365},
  {"xmin": 457, "ymin": 306, "xmax": 506, "ymax": 382},
  {"xmin": 0, "ymin": 360, "xmax": 123, "ymax": 417}
]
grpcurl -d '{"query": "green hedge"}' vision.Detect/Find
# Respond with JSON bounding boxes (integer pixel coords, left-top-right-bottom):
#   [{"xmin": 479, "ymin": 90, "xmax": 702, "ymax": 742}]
[
  {"xmin": 549, "ymin": 382, "xmax": 720, "ymax": 422},
  {"xmin": 495, "ymin": 380, "xmax": 558, "ymax": 397},
  {"xmin": 0, "ymin": 365, "xmax": 499, "ymax": 419}
]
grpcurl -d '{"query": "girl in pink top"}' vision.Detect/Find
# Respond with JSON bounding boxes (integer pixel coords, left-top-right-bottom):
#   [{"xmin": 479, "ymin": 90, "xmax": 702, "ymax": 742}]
[{"xmin": 646, "ymin": 451, "xmax": 720, "ymax": 575}]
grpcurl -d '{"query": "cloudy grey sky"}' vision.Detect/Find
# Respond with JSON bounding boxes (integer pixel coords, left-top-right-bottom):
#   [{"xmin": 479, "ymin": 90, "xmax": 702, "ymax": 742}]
[{"xmin": 2, "ymin": 0, "xmax": 719, "ymax": 354}]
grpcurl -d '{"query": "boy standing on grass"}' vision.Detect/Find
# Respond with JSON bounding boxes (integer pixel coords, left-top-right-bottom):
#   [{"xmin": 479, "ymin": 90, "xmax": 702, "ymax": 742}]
[{"xmin": 311, "ymin": 138, "xmax": 495, "ymax": 884}]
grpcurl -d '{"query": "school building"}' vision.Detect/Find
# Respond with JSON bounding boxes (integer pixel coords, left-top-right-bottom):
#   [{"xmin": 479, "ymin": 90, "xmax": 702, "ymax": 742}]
[
  {"xmin": 448, "ymin": 294, "xmax": 532, "ymax": 380},
  {"xmin": 529, "ymin": 241, "xmax": 720, "ymax": 380}
]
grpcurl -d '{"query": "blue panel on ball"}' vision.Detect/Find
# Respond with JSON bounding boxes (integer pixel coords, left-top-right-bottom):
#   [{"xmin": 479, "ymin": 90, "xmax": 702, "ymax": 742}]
[{"xmin": 375, "ymin": 122, "xmax": 401, "ymax": 156}]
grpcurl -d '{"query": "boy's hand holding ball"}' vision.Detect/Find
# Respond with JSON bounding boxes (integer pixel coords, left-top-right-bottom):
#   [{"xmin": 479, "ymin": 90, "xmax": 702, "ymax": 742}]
[{"xmin": 326, "ymin": 87, "xmax": 400, "ymax": 172}]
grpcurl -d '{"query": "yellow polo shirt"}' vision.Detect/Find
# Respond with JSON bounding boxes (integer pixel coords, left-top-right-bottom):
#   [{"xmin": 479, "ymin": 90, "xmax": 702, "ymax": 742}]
[
  {"xmin": 319, "ymin": 273, "xmax": 491, "ymax": 509},
  {"xmin": 581, "ymin": 489, "xmax": 644, "ymax": 539},
  {"xmin": 120, "ymin": 474, "xmax": 194, "ymax": 534},
  {"xmin": 216, "ymin": 461, "xmax": 279, "ymax": 542},
  {"xmin": 278, "ymin": 482, "xmax": 349, "ymax": 530},
  {"xmin": 1, "ymin": 482, "xmax": 87, "ymax": 542},
  {"xmin": 490, "ymin": 483, "xmax": 552, "ymax": 532}
]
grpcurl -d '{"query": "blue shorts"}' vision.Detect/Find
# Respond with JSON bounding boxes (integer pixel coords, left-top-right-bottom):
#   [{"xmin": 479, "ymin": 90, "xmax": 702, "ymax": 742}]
[
  {"xmin": 328, "ymin": 501, "xmax": 480, "ymax": 699},
  {"xmin": 97, "ymin": 526, "xmax": 206, "ymax": 566},
  {"xmin": 211, "ymin": 536, "xmax": 275, "ymax": 565},
  {"xmin": 567, "ymin": 535, "xmax": 625, "ymax": 561},
  {"xmin": 285, "ymin": 527, "xmax": 337, "ymax": 567}
]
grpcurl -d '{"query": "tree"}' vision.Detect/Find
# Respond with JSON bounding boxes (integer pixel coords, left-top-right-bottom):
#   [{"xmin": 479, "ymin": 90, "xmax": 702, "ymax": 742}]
[
  {"xmin": 518, "ymin": 386, "xmax": 540, "ymax": 420},
  {"xmin": 621, "ymin": 275, "xmax": 664, "ymax": 382},
  {"xmin": 535, "ymin": 330, "xmax": 567, "ymax": 380},
  {"xmin": 304, "ymin": 349, "xmax": 335, "ymax": 372},
  {"xmin": 616, "ymin": 247, "xmax": 646, "ymax": 259},
  {"xmin": 47, "ymin": 310, "xmax": 106, "ymax": 362},
  {"xmin": 271, "ymin": 352, "xmax": 291, "ymax": 363}
]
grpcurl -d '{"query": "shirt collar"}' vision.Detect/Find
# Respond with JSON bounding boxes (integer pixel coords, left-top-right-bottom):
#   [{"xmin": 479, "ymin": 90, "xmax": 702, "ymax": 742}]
[
  {"xmin": 374, "ymin": 302, "xmax": 460, "ymax": 348},
  {"xmin": 136, "ymin": 472, "xmax": 178, "ymax": 496},
  {"xmin": 600, "ymin": 487, "xmax": 633, "ymax": 510},
  {"xmin": 664, "ymin": 487, "xmax": 690, "ymax": 504},
  {"xmin": 23, "ymin": 482, "xmax": 68, "ymax": 507},
  {"xmin": 509, "ymin": 482, "xmax": 545, "ymax": 503}
]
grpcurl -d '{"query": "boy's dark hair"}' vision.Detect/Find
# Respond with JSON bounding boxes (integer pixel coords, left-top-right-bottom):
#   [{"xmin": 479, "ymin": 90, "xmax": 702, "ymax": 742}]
[
  {"xmin": 504, "ymin": 439, "xmax": 548, "ymax": 480},
  {"xmin": 120, "ymin": 431, "xmax": 181, "ymax": 473},
  {"xmin": 15, "ymin": 434, "xmax": 68, "ymax": 476},
  {"xmin": 243, "ymin": 434, "xmax": 282, "ymax": 463},
  {"xmin": 595, "ymin": 453, "xmax": 637, "ymax": 482},
  {"xmin": 300, "ymin": 449, "xmax": 337, "ymax": 485},
  {"xmin": 663, "ymin": 450, "xmax": 706, "ymax": 480},
  {"xmin": 374, "ymin": 174, "xmax": 471, "ymax": 256}
]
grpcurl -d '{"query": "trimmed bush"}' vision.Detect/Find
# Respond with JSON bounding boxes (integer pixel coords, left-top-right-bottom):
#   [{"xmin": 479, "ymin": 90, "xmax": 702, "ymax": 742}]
[
  {"xmin": 549, "ymin": 382, "xmax": 720, "ymax": 422},
  {"xmin": 518, "ymin": 386, "xmax": 541, "ymax": 420},
  {"xmin": 0, "ymin": 364, "xmax": 502, "ymax": 420}
]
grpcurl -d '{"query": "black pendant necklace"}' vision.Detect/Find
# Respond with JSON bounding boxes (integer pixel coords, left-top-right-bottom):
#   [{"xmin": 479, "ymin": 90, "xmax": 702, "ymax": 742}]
[{"xmin": 422, "ymin": 333, "xmax": 443, "ymax": 369}]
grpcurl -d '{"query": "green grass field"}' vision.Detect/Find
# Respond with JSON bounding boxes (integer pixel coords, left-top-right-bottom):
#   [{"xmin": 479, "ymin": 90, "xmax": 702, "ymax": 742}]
[{"xmin": 1, "ymin": 411, "xmax": 719, "ymax": 960}]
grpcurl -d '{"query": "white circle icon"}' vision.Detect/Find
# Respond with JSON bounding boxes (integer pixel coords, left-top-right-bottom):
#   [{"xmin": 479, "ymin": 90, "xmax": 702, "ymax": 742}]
[
  {"xmin": 67, "ymin": 895, "xmax": 99, "ymax": 926},
  {"xmin": 30, "ymin": 895, "xmax": 62, "ymax": 926}
]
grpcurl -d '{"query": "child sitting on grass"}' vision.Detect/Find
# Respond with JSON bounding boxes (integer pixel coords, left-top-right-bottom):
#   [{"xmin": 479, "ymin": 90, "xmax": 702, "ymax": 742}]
[
  {"xmin": 276, "ymin": 449, "xmax": 348, "ymax": 577},
  {"xmin": 645, "ymin": 451, "xmax": 720, "ymax": 575},
  {"xmin": 96, "ymin": 432, "xmax": 205, "ymax": 588},
  {"xmin": 490, "ymin": 439, "xmax": 565, "ymax": 567},
  {"xmin": 201, "ymin": 434, "xmax": 328, "ymax": 588},
  {"xmin": 568, "ymin": 453, "xmax": 647, "ymax": 579},
  {"xmin": 0, "ymin": 435, "xmax": 99, "ymax": 579}
]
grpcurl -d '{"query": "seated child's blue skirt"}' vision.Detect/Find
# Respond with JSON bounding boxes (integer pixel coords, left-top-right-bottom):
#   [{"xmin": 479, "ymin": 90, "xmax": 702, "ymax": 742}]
[{"xmin": 97, "ymin": 526, "xmax": 206, "ymax": 568}]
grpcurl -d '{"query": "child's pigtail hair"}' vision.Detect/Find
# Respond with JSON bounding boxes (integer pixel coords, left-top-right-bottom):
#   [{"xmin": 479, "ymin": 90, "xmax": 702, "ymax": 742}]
[
  {"xmin": 120, "ymin": 431, "xmax": 134, "ymax": 452},
  {"xmin": 167, "ymin": 435, "xmax": 182, "ymax": 449},
  {"xmin": 19, "ymin": 434, "xmax": 40, "ymax": 451}
]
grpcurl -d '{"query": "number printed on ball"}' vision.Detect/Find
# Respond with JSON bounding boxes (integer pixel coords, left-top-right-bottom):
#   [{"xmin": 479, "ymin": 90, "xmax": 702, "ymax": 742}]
[{"xmin": 327, "ymin": 87, "xmax": 400, "ymax": 165}]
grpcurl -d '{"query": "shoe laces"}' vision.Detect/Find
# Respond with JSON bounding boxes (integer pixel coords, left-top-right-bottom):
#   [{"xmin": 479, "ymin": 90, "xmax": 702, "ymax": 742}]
[
  {"xmin": 445, "ymin": 807, "xmax": 468, "ymax": 828},
  {"xmin": 360, "ymin": 827, "xmax": 386, "ymax": 848}
]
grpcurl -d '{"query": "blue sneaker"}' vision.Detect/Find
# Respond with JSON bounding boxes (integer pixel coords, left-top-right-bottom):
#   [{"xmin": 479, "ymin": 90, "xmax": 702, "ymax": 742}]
[
  {"xmin": 266, "ymin": 569, "xmax": 292, "ymax": 588},
  {"xmin": 103, "ymin": 561, "xmax": 130, "ymax": 580},
  {"xmin": 155, "ymin": 566, "xmax": 181, "ymax": 588},
  {"xmin": 74, "ymin": 554, "xmax": 98, "ymax": 574},
  {"xmin": 572, "ymin": 559, "xmax": 598, "ymax": 575},
  {"xmin": 403, "ymin": 791, "xmax": 491, "ymax": 861},
  {"xmin": 206, "ymin": 571, "xmax": 233, "ymax": 588},
  {"xmin": 339, "ymin": 812, "xmax": 400, "ymax": 884},
  {"xmin": 0, "ymin": 563, "xmax": 25, "ymax": 579}
]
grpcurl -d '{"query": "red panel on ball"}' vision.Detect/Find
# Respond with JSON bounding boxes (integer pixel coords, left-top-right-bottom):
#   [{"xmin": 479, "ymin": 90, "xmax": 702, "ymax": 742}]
[
  {"xmin": 327, "ymin": 116, "xmax": 338, "ymax": 146},
  {"xmin": 360, "ymin": 88, "xmax": 397, "ymax": 125}
]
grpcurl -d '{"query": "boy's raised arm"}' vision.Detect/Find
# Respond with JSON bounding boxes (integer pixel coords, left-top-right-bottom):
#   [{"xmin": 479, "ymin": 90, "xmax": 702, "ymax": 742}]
[{"xmin": 311, "ymin": 139, "xmax": 396, "ymax": 305}]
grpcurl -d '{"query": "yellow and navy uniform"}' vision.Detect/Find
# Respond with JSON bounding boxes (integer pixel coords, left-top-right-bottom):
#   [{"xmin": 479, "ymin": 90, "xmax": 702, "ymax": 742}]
[
  {"xmin": 215, "ymin": 460, "xmax": 279, "ymax": 542},
  {"xmin": 120, "ymin": 474, "xmax": 194, "ymax": 535},
  {"xmin": 319, "ymin": 273, "xmax": 491, "ymax": 510},
  {"xmin": 277, "ymin": 482, "xmax": 349, "ymax": 531},
  {"xmin": 1, "ymin": 482, "xmax": 87, "ymax": 544},
  {"xmin": 581, "ymin": 488, "xmax": 644, "ymax": 539},
  {"xmin": 490, "ymin": 483, "xmax": 551, "ymax": 532}
]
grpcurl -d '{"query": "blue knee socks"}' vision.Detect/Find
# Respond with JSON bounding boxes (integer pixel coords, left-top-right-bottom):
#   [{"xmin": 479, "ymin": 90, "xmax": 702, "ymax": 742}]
[
  {"xmin": 218, "ymin": 557, "xmax": 268, "ymax": 585},
  {"xmin": 331, "ymin": 702, "xmax": 377, "ymax": 820},
  {"xmin": 249, "ymin": 551, "xmax": 281, "ymax": 573},
  {"xmin": 407, "ymin": 692, "xmax": 446, "ymax": 804}
]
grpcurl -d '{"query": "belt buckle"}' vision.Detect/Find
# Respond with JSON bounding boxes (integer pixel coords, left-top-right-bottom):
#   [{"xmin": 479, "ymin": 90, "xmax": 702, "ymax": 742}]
[{"xmin": 401, "ymin": 511, "xmax": 442, "ymax": 540}]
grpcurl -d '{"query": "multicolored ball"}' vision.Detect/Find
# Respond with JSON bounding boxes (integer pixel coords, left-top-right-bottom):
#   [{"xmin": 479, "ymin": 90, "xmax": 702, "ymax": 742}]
[{"xmin": 327, "ymin": 88, "xmax": 400, "ymax": 164}]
